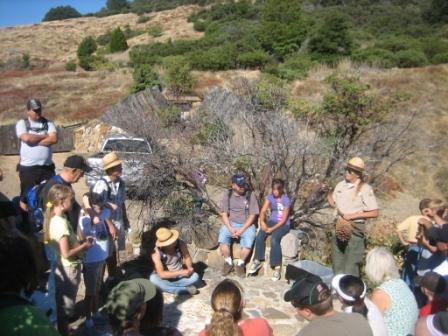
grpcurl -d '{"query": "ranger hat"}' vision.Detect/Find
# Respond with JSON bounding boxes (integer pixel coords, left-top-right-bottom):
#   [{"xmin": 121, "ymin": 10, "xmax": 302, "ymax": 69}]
[{"xmin": 346, "ymin": 157, "xmax": 365, "ymax": 173}]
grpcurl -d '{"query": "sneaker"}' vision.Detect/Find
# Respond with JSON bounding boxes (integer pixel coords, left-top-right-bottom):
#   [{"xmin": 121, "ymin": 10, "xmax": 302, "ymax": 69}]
[
  {"xmin": 248, "ymin": 260, "xmax": 262, "ymax": 275},
  {"xmin": 221, "ymin": 262, "xmax": 234, "ymax": 276},
  {"xmin": 235, "ymin": 264, "xmax": 246, "ymax": 278},
  {"xmin": 185, "ymin": 285, "xmax": 199, "ymax": 295},
  {"xmin": 272, "ymin": 269, "xmax": 281, "ymax": 282}
]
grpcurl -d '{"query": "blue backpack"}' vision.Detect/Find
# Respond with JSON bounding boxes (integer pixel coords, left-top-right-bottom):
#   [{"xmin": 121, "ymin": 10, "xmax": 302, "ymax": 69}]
[{"xmin": 26, "ymin": 175, "xmax": 63, "ymax": 232}]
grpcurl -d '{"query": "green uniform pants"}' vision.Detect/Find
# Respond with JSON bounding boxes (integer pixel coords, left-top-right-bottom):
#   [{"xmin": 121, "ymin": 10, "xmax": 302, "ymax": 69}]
[{"xmin": 331, "ymin": 234, "xmax": 365, "ymax": 277}]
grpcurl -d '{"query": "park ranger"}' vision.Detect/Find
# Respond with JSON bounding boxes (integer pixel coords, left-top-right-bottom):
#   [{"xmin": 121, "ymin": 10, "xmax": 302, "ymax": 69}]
[{"xmin": 328, "ymin": 157, "xmax": 379, "ymax": 276}]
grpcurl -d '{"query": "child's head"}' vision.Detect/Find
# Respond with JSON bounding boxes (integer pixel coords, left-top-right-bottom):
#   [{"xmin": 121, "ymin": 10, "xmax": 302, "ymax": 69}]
[
  {"xmin": 88, "ymin": 192, "xmax": 103, "ymax": 213},
  {"xmin": 207, "ymin": 279, "xmax": 244, "ymax": 336},
  {"xmin": 331, "ymin": 274, "xmax": 368, "ymax": 318},
  {"xmin": 415, "ymin": 271, "xmax": 446, "ymax": 298},
  {"xmin": 427, "ymin": 199, "xmax": 448, "ymax": 220},
  {"xmin": 272, "ymin": 178, "xmax": 285, "ymax": 198},
  {"xmin": 47, "ymin": 184, "xmax": 74, "ymax": 211},
  {"xmin": 419, "ymin": 198, "xmax": 432, "ymax": 216}
]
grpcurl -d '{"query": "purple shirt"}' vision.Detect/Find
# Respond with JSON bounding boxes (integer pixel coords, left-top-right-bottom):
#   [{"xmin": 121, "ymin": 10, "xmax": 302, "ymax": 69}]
[{"xmin": 267, "ymin": 194, "xmax": 290, "ymax": 222}]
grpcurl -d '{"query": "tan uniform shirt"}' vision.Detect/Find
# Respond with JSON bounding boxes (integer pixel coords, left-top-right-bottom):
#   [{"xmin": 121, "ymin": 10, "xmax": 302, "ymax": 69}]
[
  {"xmin": 332, "ymin": 180, "xmax": 378, "ymax": 215},
  {"xmin": 396, "ymin": 215, "xmax": 424, "ymax": 244}
]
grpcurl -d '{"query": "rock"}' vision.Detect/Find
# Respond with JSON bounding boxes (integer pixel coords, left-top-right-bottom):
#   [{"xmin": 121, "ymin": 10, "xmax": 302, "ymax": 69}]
[{"xmin": 262, "ymin": 307, "xmax": 291, "ymax": 319}]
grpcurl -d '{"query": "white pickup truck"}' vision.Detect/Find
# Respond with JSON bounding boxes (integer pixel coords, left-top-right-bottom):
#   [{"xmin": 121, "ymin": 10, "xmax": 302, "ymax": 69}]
[{"xmin": 85, "ymin": 136, "xmax": 152, "ymax": 194}]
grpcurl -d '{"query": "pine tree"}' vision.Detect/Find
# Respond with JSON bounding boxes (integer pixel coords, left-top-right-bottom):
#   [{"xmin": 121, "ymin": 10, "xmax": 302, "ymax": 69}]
[{"xmin": 109, "ymin": 27, "xmax": 129, "ymax": 53}]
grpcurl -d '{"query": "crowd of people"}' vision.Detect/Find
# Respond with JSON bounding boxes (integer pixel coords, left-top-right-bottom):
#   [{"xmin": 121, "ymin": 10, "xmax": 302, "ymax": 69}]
[{"xmin": 1, "ymin": 98, "xmax": 448, "ymax": 336}]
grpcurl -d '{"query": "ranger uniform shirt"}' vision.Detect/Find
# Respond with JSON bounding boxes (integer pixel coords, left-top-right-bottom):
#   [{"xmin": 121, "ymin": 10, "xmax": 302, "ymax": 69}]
[{"xmin": 332, "ymin": 179, "xmax": 378, "ymax": 215}]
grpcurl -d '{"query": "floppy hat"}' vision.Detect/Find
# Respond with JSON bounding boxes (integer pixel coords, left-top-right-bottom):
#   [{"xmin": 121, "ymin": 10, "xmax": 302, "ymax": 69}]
[
  {"xmin": 331, "ymin": 274, "xmax": 367, "ymax": 302},
  {"xmin": 103, "ymin": 152, "xmax": 123, "ymax": 171},
  {"xmin": 64, "ymin": 155, "xmax": 92, "ymax": 173},
  {"xmin": 346, "ymin": 157, "xmax": 365, "ymax": 173},
  {"xmin": 155, "ymin": 227, "xmax": 179, "ymax": 247},
  {"xmin": 284, "ymin": 276, "xmax": 330, "ymax": 306},
  {"xmin": 414, "ymin": 271, "xmax": 446, "ymax": 294},
  {"xmin": 105, "ymin": 278, "xmax": 156, "ymax": 321}
]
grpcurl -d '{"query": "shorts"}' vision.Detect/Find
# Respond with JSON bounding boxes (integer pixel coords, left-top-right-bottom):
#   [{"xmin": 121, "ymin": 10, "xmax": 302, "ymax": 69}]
[
  {"xmin": 18, "ymin": 163, "xmax": 55, "ymax": 202},
  {"xmin": 218, "ymin": 222, "xmax": 256, "ymax": 249},
  {"xmin": 83, "ymin": 261, "xmax": 105, "ymax": 296},
  {"xmin": 54, "ymin": 263, "xmax": 81, "ymax": 319}
]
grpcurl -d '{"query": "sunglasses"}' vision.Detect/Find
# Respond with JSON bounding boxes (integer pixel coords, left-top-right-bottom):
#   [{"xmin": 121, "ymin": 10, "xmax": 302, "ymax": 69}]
[{"xmin": 345, "ymin": 167, "xmax": 358, "ymax": 174}]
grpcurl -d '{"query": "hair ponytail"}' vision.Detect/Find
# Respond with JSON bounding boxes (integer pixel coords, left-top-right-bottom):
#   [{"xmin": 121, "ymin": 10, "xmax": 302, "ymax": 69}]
[
  {"xmin": 351, "ymin": 296, "xmax": 368, "ymax": 318},
  {"xmin": 337, "ymin": 275, "xmax": 369, "ymax": 319},
  {"xmin": 43, "ymin": 206, "xmax": 53, "ymax": 243},
  {"xmin": 43, "ymin": 184, "xmax": 74, "ymax": 243},
  {"xmin": 206, "ymin": 309, "xmax": 240, "ymax": 336}
]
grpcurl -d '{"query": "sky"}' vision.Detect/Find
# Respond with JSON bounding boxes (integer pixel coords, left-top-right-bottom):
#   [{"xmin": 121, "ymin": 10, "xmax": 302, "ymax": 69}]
[{"xmin": 0, "ymin": 0, "xmax": 107, "ymax": 28}]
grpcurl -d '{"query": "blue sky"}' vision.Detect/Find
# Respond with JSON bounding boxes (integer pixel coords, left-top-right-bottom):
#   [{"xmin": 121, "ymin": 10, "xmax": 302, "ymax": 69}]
[{"xmin": 0, "ymin": 0, "xmax": 107, "ymax": 28}]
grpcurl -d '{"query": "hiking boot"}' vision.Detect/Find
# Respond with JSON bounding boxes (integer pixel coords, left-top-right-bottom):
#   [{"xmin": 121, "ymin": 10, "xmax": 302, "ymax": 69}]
[
  {"xmin": 272, "ymin": 269, "xmax": 281, "ymax": 282},
  {"xmin": 248, "ymin": 260, "xmax": 262, "ymax": 275},
  {"xmin": 221, "ymin": 262, "xmax": 234, "ymax": 276},
  {"xmin": 235, "ymin": 264, "xmax": 246, "ymax": 278}
]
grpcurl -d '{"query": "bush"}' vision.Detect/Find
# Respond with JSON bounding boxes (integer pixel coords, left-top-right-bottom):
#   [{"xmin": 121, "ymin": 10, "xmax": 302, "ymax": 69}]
[
  {"xmin": 158, "ymin": 105, "xmax": 182, "ymax": 127},
  {"xmin": 193, "ymin": 20, "xmax": 208, "ymax": 32},
  {"xmin": 432, "ymin": 52, "xmax": 448, "ymax": 64},
  {"xmin": 189, "ymin": 44, "xmax": 237, "ymax": 70},
  {"xmin": 107, "ymin": 0, "xmax": 129, "ymax": 11},
  {"xmin": 109, "ymin": 27, "xmax": 129, "ymax": 52},
  {"xmin": 236, "ymin": 50, "xmax": 271, "ymax": 68},
  {"xmin": 191, "ymin": 120, "xmax": 233, "ymax": 145},
  {"xmin": 130, "ymin": 64, "xmax": 161, "ymax": 93},
  {"xmin": 375, "ymin": 35, "xmax": 422, "ymax": 53},
  {"xmin": 148, "ymin": 25, "xmax": 163, "ymax": 38},
  {"xmin": 421, "ymin": 38, "xmax": 448, "ymax": 63},
  {"xmin": 137, "ymin": 15, "xmax": 150, "ymax": 24},
  {"xmin": 78, "ymin": 55, "xmax": 95, "ymax": 71},
  {"xmin": 21, "ymin": 53, "xmax": 30, "ymax": 69},
  {"xmin": 394, "ymin": 49, "xmax": 428, "ymax": 68},
  {"xmin": 77, "ymin": 36, "xmax": 97, "ymax": 57},
  {"xmin": 162, "ymin": 56, "xmax": 195, "ymax": 97},
  {"xmin": 276, "ymin": 54, "xmax": 316, "ymax": 80},
  {"xmin": 352, "ymin": 48, "xmax": 397, "ymax": 68},
  {"xmin": 65, "ymin": 61, "xmax": 77, "ymax": 71},
  {"xmin": 43, "ymin": 6, "xmax": 81, "ymax": 21}
]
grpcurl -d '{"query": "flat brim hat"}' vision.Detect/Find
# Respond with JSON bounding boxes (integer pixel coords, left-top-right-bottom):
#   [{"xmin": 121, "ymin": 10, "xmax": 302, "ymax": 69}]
[
  {"xmin": 155, "ymin": 227, "xmax": 179, "ymax": 247},
  {"xmin": 103, "ymin": 152, "xmax": 123, "ymax": 171},
  {"xmin": 414, "ymin": 271, "xmax": 446, "ymax": 293},
  {"xmin": 64, "ymin": 155, "xmax": 92, "ymax": 173},
  {"xmin": 331, "ymin": 274, "xmax": 367, "ymax": 302},
  {"xmin": 346, "ymin": 157, "xmax": 365, "ymax": 173},
  {"xmin": 105, "ymin": 278, "xmax": 156, "ymax": 321}
]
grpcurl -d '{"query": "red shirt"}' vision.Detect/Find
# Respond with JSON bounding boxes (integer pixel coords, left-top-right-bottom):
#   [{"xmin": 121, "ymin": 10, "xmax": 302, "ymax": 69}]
[
  {"xmin": 199, "ymin": 317, "xmax": 273, "ymax": 336},
  {"xmin": 419, "ymin": 299, "xmax": 448, "ymax": 317}
]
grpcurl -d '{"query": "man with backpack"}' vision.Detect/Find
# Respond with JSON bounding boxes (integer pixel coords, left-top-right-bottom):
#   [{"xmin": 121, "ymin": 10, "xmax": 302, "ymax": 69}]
[
  {"xmin": 219, "ymin": 173, "xmax": 259, "ymax": 277},
  {"xmin": 16, "ymin": 98, "xmax": 58, "ymax": 212}
]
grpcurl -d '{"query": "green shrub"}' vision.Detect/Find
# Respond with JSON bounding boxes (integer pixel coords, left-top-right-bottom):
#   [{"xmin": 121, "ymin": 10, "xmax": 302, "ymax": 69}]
[
  {"xmin": 432, "ymin": 52, "xmax": 448, "ymax": 64},
  {"xmin": 107, "ymin": 0, "xmax": 129, "ymax": 11},
  {"xmin": 162, "ymin": 56, "xmax": 195, "ymax": 97},
  {"xmin": 129, "ymin": 40, "xmax": 198, "ymax": 66},
  {"xmin": 421, "ymin": 38, "xmax": 448, "ymax": 63},
  {"xmin": 130, "ymin": 64, "xmax": 161, "ymax": 93},
  {"xmin": 137, "ymin": 15, "xmax": 150, "ymax": 24},
  {"xmin": 352, "ymin": 48, "xmax": 397, "ymax": 68},
  {"xmin": 109, "ymin": 27, "xmax": 129, "ymax": 52},
  {"xmin": 394, "ymin": 49, "xmax": 428, "ymax": 68},
  {"xmin": 148, "ymin": 25, "xmax": 163, "ymax": 38},
  {"xmin": 190, "ymin": 120, "xmax": 232, "ymax": 145},
  {"xmin": 123, "ymin": 25, "xmax": 144, "ymax": 39},
  {"xmin": 43, "ymin": 5, "xmax": 81, "ymax": 21},
  {"xmin": 78, "ymin": 55, "xmax": 95, "ymax": 71},
  {"xmin": 375, "ymin": 35, "xmax": 422, "ymax": 53},
  {"xmin": 189, "ymin": 44, "xmax": 237, "ymax": 70},
  {"xmin": 77, "ymin": 36, "xmax": 97, "ymax": 57},
  {"xmin": 96, "ymin": 32, "xmax": 112, "ymax": 46},
  {"xmin": 21, "ymin": 53, "xmax": 30, "ymax": 69},
  {"xmin": 277, "ymin": 54, "xmax": 316, "ymax": 80},
  {"xmin": 236, "ymin": 50, "xmax": 270, "ymax": 68},
  {"xmin": 158, "ymin": 105, "xmax": 182, "ymax": 127},
  {"xmin": 193, "ymin": 20, "xmax": 208, "ymax": 32},
  {"xmin": 65, "ymin": 61, "xmax": 77, "ymax": 71}
]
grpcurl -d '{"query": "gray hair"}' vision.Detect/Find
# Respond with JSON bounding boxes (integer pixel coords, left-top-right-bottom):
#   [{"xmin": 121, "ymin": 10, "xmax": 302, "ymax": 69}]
[{"xmin": 365, "ymin": 247, "xmax": 400, "ymax": 285}]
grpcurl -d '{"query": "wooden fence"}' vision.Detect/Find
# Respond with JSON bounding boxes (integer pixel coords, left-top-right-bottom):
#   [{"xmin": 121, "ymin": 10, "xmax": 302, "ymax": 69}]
[{"xmin": 0, "ymin": 124, "xmax": 74, "ymax": 155}]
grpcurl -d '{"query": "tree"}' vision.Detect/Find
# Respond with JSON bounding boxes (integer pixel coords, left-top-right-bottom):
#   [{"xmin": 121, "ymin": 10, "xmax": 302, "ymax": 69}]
[
  {"xmin": 77, "ymin": 36, "xmax": 97, "ymax": 71},
  {"xmin": 43, "ymin": 6, "xmax": 81, "ymax": 21},
  {"xmin": 109, "ymin": 27, "xmax": 129, "ymax": 53},
  {"xmin": 162, "ymin": 56, "xmax": 195, "ymax": 98},
  {"xmin": 106, "ymin": 0, "xmax": 129, "ymax": 11},
  {"xmin": 130, "ymin": 64, "xmax": 161, "ymax": 93},
  {"xmin": 309, "ymin": 11, "xmax": 353, "ymax": 59},
  {"xmin": 424, "ymin": 0, "xmax": 448, "ymax": 23}
]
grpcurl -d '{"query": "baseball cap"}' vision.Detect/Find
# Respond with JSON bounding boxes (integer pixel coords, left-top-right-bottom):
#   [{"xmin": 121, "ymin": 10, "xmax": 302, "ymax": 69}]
[
  {"xmin": 26, "ymin": 98, "xmax": 42, "ymax": 112},
  {"xmin": 414, "ymin": 271, "xmax": 446, "ymax": 294},
  {"xmin": 284, "ymin": 276, "xmax": 330, "ymax": 306},
  {"xmin": 63, "ymin": 155, "xmax": 92, "ymax": 172},
  {"xmin": 231, "ymin": 174, "xmax": 246, "ymax": 187},
  {"xmin": 105, "ymin": 278, "xmax": 157, "ymax": 321}
]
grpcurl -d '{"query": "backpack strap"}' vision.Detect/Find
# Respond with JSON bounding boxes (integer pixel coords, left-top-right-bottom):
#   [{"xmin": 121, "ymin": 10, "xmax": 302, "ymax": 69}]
[
  {"xmin": 100, "ymin": 177, "xmax": 112, "ymax": 200},
  {"xmin": 23, "ymin": 117, "xmax": 49, "ymax": 132}
]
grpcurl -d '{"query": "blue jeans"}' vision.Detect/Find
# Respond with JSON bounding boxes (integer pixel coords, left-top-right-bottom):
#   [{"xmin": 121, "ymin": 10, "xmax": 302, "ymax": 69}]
[
  {"xmin": 218, "ymin": 221, "xmax": 256, "ymax": 249},
  {"xmin": 149, "ymin": 272, "xmax": 200, "ymax": 294},
  {"xmin": 254, "ymin": 219, "xmax": 290, "ymax": 267},
  {"xmin": 401, "ymin": 244, "xmax": 421, "ymax": 291}
]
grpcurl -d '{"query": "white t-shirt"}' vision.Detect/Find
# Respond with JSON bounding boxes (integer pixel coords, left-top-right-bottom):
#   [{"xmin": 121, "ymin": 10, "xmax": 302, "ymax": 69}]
[
  {"xmin": 344, "ymin": 298, "xmax": 389, "ymax": 336},
  {"xmin": 78, "ymin": 209, "xmax": 111, "ymax": 263},
  {"xmin": 91, "ymin": 176, "xmax": 126, "ymax": 226},
  {"xmin": 16, "ymin": 117, "xmax": 56, "ymax": 166}
]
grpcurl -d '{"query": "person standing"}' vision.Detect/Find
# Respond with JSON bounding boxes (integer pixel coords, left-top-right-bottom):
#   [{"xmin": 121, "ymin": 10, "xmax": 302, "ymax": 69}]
[
  {"xmin": 328, "ymin": 157, "xmax": 379, "ymax": 276},
  {"xmin": 219, "ymin": 173, "xmax": 259, "ymax": 277},
  {"xmin": 16, "ymin": 98, "xmax": 57, "ymax": 212}
]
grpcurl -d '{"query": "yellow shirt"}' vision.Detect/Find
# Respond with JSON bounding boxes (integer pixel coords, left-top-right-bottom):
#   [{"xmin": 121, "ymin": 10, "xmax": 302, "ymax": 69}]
[
  {"xmin": 333, "ymin": 180, "xmax": 378, "ymax": 215},
  {"xmin": 49, "ymin": 215, "xmax": 81, "ymax": 267},
  {"xmin": 396, "ymin": 215, "xmax": 424, "ymax": 244}
]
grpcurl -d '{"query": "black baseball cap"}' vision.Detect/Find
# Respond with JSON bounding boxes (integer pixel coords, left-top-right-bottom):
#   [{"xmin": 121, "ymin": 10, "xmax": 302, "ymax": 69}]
[
  {"xmin": 64, "ymin": 155, "xmax": 92, "ymax": 172},
  {"xmin": 414, "ymin": 271, "xmax": 446, "ymax": 294},
  {"xmin": 26, "ymin": 98, "xmax": 42, "ymax": 112},
  {"xmin": 231, "ymin": 173, "xmax": 246, "ymax": 187},
  {"xmin": 284, "ymin": 276, "xmax": 330, "ymax": 306}
]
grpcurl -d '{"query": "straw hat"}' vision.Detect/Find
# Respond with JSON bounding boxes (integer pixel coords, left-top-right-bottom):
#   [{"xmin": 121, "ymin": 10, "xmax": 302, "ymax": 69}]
[
  {"xmin": 155, "ymin": 228, "xmax": 179, "ymax": 247},
  {"xmin": 103, "ymin": 152, "xmax": 123, "ymax": 171},
  {"xmin": 346, "ymin": 157, "xmax": 365, "ymax": 173}
]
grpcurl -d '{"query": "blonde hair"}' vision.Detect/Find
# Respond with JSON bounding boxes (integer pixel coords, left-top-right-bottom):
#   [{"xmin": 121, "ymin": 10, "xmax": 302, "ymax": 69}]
[
  {"xmin": 43, "ymin": 184, "xmax": 74, "ymax": 243},
  {"xmin": 365, "ymin": 247, "xmax": 400, "ymax": 285},
  {"xmin": 206, "ymin": 279, "xmax": 243, "ymax": 336}
]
